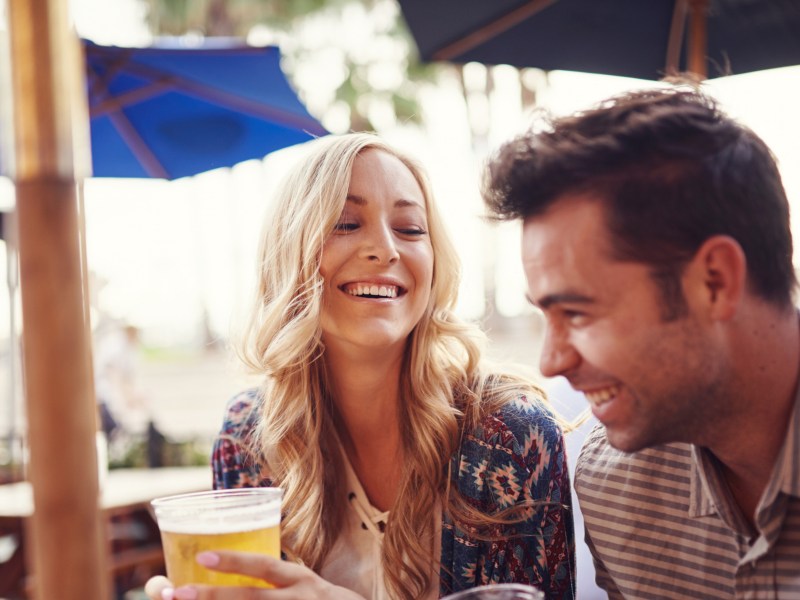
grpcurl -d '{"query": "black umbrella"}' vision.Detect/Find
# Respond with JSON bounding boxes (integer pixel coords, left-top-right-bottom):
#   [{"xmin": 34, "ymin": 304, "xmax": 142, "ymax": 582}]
[{"xmin": 396, "ymin": 0, "xmax": 800, "ymax": 80}]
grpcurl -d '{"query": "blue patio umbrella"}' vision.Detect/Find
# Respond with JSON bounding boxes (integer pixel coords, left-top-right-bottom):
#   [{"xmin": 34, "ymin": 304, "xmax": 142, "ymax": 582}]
[{"xmin": 84, "ymin": 38, "xmax": 327, "ymax": 180}]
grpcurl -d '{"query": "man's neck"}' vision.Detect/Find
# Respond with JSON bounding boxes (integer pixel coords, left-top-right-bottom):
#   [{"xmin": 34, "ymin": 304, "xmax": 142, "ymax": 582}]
[{"xmin": 707, "ymin": 306, "xmax": 799, "ymax": 526}]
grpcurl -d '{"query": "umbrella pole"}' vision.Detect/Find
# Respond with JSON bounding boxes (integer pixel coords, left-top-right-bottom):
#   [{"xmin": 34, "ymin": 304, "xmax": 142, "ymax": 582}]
[
  {"xmin": 688, "ymin": 0, "xmax": 708, "ymax": 79},
  {"xmin": 665, "ymin": 0, "xmax": 687, "ymax": 76},
  {"xmin": 666, "ymin": 0, "xmax": 707, "ymax": 79},
  {"xmin": 5, "ymin": 0, "xmax": 108, "ymax": 598}
]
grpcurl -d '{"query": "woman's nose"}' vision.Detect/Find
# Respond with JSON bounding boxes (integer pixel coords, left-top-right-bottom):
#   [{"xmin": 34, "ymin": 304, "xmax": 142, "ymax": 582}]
[
  {"xmin": 539, "ymin": 325, "xmax": 580, "ymax": 378},
  {"xmin": 360, "ymin": 224, "xmax": 399, "ymax": 264}
]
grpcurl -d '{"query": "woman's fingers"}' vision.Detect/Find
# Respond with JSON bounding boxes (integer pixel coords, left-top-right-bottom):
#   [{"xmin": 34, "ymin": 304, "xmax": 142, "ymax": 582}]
[
  {"xmin": 144, "ymin": 575, "xmax": 173, "ymax": 600},
  {"xmin": 170, "ymin": 582, "xmax": 364, "ymax": 600},
  {"xmin": 164, "ymin": 552, "xmax": 367, "ymax": 599},
  {"xmin": 195, "ymin": 551, "xmax": 311, "ymax": 588}
]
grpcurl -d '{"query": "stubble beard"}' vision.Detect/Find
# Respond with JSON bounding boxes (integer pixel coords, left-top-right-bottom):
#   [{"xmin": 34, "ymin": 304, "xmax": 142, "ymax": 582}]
[{"xmin": 609, "ymin": 317, "xmax": 730, "ymax": 453}]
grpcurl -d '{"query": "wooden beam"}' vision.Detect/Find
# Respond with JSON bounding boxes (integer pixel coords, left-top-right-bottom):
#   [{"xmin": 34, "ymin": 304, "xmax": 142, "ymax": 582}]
[
  {"xmin": 687, "ymin": 0, "xmax": 708, "ymax": 79},
  {"xmin": 665, "ymin": 0, "xmax": 688, "ymax": 77},
  {"xmin": 4, "ymin": 0, "xmax": 108, "ymax": 598}
]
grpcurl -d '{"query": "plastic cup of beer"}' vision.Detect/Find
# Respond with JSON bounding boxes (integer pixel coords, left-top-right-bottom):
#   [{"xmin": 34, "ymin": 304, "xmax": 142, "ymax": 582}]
[
  {"xmin": 151, "ymin": 488, "xmax": 282, "ymax": 587},
  {"xmin": 441, "ymin": 584, "xmax": 545, "ymax": 600}
]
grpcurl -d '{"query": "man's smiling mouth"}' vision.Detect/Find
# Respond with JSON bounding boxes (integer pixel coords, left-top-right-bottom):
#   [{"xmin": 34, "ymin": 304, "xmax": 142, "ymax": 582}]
[{"xmin": 584, "ymin": 384, "xmax": 621, "ymax": 408}]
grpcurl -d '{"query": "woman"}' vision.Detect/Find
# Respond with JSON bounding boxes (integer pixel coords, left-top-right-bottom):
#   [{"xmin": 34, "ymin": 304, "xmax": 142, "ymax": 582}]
[{"xmin": 147, "ymin": 133, "xmax": 575, "ymax": 600}]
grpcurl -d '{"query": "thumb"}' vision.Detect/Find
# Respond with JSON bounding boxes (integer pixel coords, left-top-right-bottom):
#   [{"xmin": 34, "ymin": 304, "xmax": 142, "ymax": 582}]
[{"xmin": 144, "ymin": 575, "xmax": 173, "ymax": 600}]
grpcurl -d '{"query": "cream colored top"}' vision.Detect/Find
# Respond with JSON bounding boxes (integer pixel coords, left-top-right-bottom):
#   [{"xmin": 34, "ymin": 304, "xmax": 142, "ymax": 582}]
[{"xmin": 319, "ymin": 447, "xmax": 441, "ymax": 600}]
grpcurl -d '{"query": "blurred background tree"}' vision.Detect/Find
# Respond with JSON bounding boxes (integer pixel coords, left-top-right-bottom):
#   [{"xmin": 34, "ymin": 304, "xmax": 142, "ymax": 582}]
[{"xmin": 142, "ymin": 0, "xmax": 440, "ymax": 133}]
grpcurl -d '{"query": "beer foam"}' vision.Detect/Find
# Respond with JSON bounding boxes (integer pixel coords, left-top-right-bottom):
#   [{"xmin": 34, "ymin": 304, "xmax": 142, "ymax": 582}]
[
  {"xmin": 157, "ymin": 509, "xmax": 281, "ymax": 534},
  {"xmin": 154, "ymin": 496, "xmax": 282, "ymax": 534},
  {"xmin": 159, "ymin": 515, "xmax": 280, "ymax": 535}
]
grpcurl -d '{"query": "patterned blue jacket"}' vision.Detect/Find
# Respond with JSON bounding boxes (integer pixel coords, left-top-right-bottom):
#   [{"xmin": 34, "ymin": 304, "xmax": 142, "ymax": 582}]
[{"xmin": 211, "ymin": 389, "xmax": 575, "ymax": 599}]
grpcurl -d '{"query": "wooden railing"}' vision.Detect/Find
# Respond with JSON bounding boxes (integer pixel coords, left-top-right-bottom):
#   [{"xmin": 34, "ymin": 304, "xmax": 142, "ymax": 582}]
[{"xmin": 0, "ymin": 466, "xmax": 210, "ymax": 599}]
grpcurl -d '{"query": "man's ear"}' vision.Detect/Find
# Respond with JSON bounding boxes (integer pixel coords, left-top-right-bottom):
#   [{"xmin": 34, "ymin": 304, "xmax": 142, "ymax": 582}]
[{"xmin": 683, "ymin": 235, "xmax": 746, "ymax": 320}]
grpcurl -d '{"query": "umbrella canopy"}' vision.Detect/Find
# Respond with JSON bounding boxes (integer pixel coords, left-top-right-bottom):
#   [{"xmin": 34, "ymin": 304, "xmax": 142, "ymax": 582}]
[
  {"xmin": 85, "ymin": 39, "xmax": 327, "ymax": 180},
  {"xmin": 396, "ymin": 0, "xmax": 800, "ymax": 80}
]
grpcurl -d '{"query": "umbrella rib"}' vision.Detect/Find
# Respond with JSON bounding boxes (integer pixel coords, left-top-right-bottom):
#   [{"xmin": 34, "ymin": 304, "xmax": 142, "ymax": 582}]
[
  {"xmin": 432, "ymin": 0, "xmax": 558, "ymax": 61},
  {"xmin": 90, "ymin": 81, "xmax": 174, "ymax": 118},
  {"xmin": 177, "ymin": 78, "xmax": 327, "ymax": 134},
  {"xmin": 86, "ymin": 50, "xmax": 135, "ymax": 108},
  {"xmin": 107, "ymin": 110, "xmax": 170, "ymax": 179},
  {"xmin": 119, "ymin": 61, "xmax": 327, "ymax": 135}
]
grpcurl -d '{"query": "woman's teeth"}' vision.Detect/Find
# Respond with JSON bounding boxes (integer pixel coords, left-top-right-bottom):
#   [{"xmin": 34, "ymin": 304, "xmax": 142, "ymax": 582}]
[{"xmin": 347, "ymin": 284, "xmax": 398, "ymax": 298}]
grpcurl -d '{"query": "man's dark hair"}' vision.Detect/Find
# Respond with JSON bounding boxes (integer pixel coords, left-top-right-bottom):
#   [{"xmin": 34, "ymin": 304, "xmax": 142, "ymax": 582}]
[{"xmin": 483, "ymin": 86, "xmax": 796, "ymax": 317}]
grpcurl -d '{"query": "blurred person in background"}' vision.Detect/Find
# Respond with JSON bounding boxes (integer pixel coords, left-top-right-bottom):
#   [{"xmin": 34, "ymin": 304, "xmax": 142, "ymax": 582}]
[
  {"xmin": 94, "ymin": 319, "xmax": 166, "ymax": 467},
  {"xmin": 483, "ymin": 86, "xmax": 800, "ymax": 598},
  {"xmin": 146, "ymin": 133, "xmax": 576, "ymax": 600},
  {"xmin": 94, "ymin": 321, "xmax": 147, "ymax": 440}
]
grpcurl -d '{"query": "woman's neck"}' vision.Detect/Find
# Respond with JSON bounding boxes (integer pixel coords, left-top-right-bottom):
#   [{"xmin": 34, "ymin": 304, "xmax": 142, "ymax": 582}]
[
  {"xmin": 325, "ymin": 346, "xmax": 406, "ymax": 510},
  {"xmin": 324, "ymin": 343, "xmax": 404, "ymax": 431}
]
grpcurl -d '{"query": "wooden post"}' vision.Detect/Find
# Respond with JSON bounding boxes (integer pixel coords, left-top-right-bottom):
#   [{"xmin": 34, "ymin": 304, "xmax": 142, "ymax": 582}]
[
  {"xmin": 4, "ymin": 0, "xmax": 108, "ymax": 598},
  {"xmin": 687, "ymin": 0, "xmax": 708, "ymax": 79},
  {"xmin": 665, "ymin": 0, "xmax": 688, "ymax": 77}
]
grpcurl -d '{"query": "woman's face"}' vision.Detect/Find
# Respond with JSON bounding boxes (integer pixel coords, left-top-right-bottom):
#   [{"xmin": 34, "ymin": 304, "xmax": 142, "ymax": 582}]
[{"xmin": 319, "ymin": 149, "xmax": 434, "ymax": 357}]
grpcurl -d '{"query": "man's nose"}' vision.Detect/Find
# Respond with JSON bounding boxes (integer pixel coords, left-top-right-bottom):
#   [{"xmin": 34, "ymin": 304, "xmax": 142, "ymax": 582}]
[
  {"xmin": 539, "ymin": 325, "xmax": 580, "ymax": 378},
  {"xmin": 360, "ymin": 224, "xmax": 399, "ymax": 264}
]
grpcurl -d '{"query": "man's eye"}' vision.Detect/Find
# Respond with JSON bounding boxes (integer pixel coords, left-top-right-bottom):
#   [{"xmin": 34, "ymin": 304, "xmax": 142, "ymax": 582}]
[
  {"xmin": 334, "ymin": 222, "xmax": 358, "ymax": 233},
  {"xmin": 563, "ymin": 310, "xmax": 588, "ymax": 324}
]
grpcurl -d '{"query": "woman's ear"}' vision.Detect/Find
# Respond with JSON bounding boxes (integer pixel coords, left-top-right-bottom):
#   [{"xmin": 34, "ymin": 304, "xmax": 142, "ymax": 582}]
[{"xmin": 683, "ymin": 235, "xmax": 746, "ymax": 321}]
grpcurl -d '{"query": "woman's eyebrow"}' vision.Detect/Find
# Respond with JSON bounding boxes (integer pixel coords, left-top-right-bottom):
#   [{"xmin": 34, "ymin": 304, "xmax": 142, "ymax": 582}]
[
  {"xmin": 345, "ymin": 194, "xmax": 366, "ymax": 205},
  {"xmin": 345, "ymin": 194, "xmax": 424, "ymax": 210},
  {"xmin": 395, "ymin": 198, "xmax": 424, "ymax": 209}
]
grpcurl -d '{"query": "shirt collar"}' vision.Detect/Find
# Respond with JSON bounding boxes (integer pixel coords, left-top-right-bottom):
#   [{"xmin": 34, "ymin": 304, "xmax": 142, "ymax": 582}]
[
  {"xmin": 773, "ymin": 381, "xmax": 800, "ymax": 498},
  {"xmin": 688, "ymin": 445, "xmax": 723, "ymax": 518},
  {"xmin": 688, "ymin": 372, "xmax": 800, "ymax": 518}
]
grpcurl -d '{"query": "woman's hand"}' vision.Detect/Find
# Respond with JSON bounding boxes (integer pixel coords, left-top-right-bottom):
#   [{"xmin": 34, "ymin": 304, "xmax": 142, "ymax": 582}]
[
  {"xmin": 144, "ymin": 551, "xmax": 367, "ymax": 600},
  {"xmin": 143, "ymin": 575, "xmax": 173, "ymax": 600}
]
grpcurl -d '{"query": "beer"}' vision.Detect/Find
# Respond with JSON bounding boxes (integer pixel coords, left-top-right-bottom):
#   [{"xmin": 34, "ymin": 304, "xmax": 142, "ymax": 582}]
[
  {"xmin": 160, "ymin": 521, "xmax": 280, "ymax": 586},
  {"xmin": 152, "ymin": 488, "xmax": 283, "ymax": 587}
]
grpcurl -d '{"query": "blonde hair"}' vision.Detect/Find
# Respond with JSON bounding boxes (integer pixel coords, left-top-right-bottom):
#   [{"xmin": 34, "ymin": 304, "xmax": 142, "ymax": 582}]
[{"xmin": 237, "ymin": 133, "xmax": 552, "ymax": 599}]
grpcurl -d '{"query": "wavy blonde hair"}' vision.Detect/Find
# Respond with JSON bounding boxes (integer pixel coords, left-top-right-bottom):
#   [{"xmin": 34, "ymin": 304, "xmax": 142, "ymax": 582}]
[{"xmin": 237, "ymin": 133, "xmax": 553, "ymax": 599}]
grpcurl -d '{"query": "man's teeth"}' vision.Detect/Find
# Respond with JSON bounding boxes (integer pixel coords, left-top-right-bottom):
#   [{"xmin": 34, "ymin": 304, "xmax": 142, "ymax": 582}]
[
  {"xmin": 584, "ymin": 385, "xmax": 620, "ymax": 407},
  {"xmin": 347, "ymin": 284, "xmax": 398, "ymax": 298}
]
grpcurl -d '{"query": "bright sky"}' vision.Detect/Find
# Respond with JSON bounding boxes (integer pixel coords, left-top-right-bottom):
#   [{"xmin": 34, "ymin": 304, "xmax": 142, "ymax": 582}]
[{"xmin": 0, "ymin": 0, "xmax": 798, "ymax": 348}]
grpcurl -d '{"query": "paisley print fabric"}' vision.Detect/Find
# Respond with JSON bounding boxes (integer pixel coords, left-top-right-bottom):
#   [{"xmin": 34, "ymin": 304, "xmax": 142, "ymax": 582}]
[{"xmin": 211, "ymin": 389, "xmax": 575, "ymax": 599}]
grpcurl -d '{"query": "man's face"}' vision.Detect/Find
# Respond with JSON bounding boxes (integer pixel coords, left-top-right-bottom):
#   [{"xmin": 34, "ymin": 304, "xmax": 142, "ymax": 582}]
[{"xmin": 522, "ymin": 193, "xmax": 729, "ymax": 452}]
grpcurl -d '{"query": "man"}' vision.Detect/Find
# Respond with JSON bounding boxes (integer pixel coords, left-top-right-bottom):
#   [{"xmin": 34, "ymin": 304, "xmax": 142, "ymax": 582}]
[{"xmin": 483, "ymin": 86, "xmax": 800, "ymax": 598}]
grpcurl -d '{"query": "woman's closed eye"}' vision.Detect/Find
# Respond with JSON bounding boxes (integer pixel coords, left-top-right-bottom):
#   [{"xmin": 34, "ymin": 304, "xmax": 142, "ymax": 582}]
[
  {"xmin": 332, "ymin": 222, "xmax": 428, "ymax": 236},
  {"xmin": 333, "ymin": 222, "xmax": 359, "ymax": 233},
  {"xmin": 396, "ymin": 226, "xmax": 428, "ymax": 236}
]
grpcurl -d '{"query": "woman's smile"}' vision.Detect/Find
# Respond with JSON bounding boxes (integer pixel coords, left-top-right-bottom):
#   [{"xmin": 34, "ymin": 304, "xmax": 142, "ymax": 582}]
[{"xmin": 319, "ymin": 149, "xmax": 433, "ymax": 353}]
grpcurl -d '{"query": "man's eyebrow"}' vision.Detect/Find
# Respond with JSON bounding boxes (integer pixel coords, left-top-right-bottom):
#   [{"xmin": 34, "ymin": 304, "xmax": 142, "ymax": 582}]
[{"xmin": 526, "ymin": 293, "xmax": 595, "ymax": 310}]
